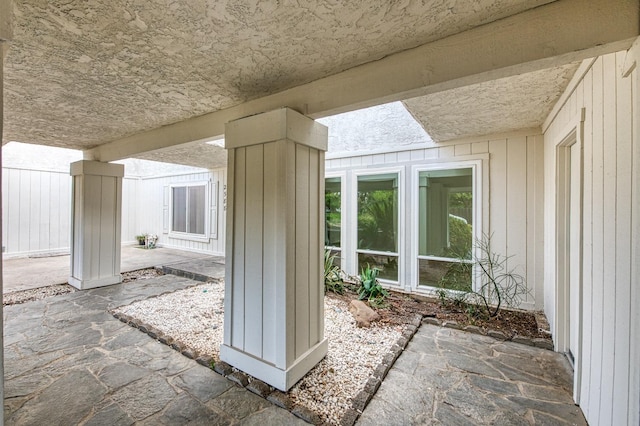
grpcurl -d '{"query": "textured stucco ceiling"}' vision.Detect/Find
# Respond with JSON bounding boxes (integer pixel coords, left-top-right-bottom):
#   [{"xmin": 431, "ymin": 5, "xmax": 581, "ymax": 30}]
[
  {"xmin": 4, "ymin": 0, "xmax": 553, "ymax": 150},
  {"xmin": 403, "ymin": 62, "xmax": 581, "ymax": 142},
  {"xmin": 134, "ymin": 140, "xmax": 228, "ymax": 170}
]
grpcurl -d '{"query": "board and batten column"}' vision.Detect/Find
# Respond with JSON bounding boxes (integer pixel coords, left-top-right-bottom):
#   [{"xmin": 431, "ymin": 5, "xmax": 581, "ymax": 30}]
[
  {"xmin": 69, "ymin": 160, "xmax": 124, "ymax": 290},
  {"xmin": 221, "ymin": 108, "xmax": 328, "ymax": 391}
]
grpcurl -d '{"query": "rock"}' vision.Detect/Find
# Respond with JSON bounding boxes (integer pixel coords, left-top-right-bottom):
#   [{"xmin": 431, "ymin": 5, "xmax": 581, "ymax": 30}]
[
  {"xmin": 349, "ymin": 300, "xmax": 379, "ymax": 327},
  {"xmin": 532, "ymin": 338, "xmax": 554, "ymax": 350},
  {"xmin": 422, "ymin": 317, "xmax": 441, "ymax": 326},
  {"xmin": 488, "ymin": 330, "xmax": 508, "ymax": 340}
]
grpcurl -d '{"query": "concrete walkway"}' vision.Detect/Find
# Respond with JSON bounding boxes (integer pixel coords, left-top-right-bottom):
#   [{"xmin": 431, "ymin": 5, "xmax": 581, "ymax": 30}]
[{"xmin": 2, "ymin": 246, "xmax": 217, "ymax": 293}]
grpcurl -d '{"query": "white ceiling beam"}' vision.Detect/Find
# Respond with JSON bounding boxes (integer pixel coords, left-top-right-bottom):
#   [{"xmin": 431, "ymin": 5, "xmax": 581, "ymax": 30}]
[{"xmin": 86, "ymin": 0, "xmax": 639, "ymax": 162}]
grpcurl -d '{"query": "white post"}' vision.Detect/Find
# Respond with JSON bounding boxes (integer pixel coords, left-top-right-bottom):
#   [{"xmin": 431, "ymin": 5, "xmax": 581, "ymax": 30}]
[
  {"xmin": 1, "ymin": 4, "xmax": 13, "ymax": 423},
  {"xmin": 69, "ymin": 160, "xmax": 124, "ymax": 290},
  {"xmin": 221, "ymin": 108, "xmax": 328, "ymax": 391}
]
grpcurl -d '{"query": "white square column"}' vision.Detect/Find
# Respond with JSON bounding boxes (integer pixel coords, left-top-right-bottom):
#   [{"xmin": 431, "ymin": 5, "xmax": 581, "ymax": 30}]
[
  {"xmin": 221, "ymin": 108, "xmax": 328, "ymax": 391},
  {"xmin": 69, "ymin": 160, "xmax": 124, "ymax": 290}
]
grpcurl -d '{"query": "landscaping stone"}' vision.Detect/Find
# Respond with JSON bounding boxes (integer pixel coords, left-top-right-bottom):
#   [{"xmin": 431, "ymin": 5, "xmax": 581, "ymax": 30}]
[
  {"xmin": 267, "ymin": 390, "xmax": 294, "ymax": 410},
  {"xmin": 227, "ymin": 371, "xmax": 250, "ymax": 387},
  {"xmin": 422, "ymin": 316, "xmax": 441, "ymax": 326},
  {"xmin": 533, "ymin": 337, "xmax": 555, "ymax": 350},
  {"xmin": 340, "ymin": 408, "xmax": 360, "ymax": 426},
  {"xmin": 213, "ymin": 361, "xmax": 233, "ymax": 377},
  {"xmin": 349, "ymin": 299, "xmax": 380, "ymax": 327},
  {"xmin": 487, "ymin": 329, "xmax": 508, "ymax": 340},
  {"xmin": 463, "ymin": 325, "xmax": 483, "ymax": 335},
  {"xmin": 247, "ymin": 379, "xmax": 272, "ymax": 398},
  {"xmin": 292, "ymin": 404, "xmax": 323, "ymax": 424},
  {"xmin": 512, "ymin": 335, "xmax": 534, "ymax": 346}
]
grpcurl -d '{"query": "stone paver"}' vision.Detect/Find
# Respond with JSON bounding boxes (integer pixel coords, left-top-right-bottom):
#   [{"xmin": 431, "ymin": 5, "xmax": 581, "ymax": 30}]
[
  {"xmin": 358, "ymin": 325, "xmax": 587, "ymax": 426},
  {"xmin": 3, "ymin": 275, "xmax": 305, "ymax": 425}
]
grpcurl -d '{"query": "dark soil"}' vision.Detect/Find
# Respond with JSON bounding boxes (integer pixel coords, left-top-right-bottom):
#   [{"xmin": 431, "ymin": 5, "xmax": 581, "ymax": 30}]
[{"xmin": 334, "ymin": 285, "xmax": 551, "ymax": 341}]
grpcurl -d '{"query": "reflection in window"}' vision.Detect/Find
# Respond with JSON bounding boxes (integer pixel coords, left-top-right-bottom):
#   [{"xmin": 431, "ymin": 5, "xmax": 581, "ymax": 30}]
[
  {"xmin": 172, "ymin": 185, "xmax": 206, "ymax": 236},
  {"xmin": 417, "ymin": 168, "xmax": 473, "ymax": 290},
  {"xmin": 325, "ymin": 177, "xmax": 341, "ymax": 248},
  {"xmin": 357, "ymin": 173, "xmax": 399, "ymax": 281}
]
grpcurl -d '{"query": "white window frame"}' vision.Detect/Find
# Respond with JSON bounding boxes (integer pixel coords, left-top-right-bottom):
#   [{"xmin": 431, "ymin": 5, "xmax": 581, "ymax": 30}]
[
  {"xmin": 168, "ymin": 180, "xmax": 211, "ymax": 242},
  {"xmin": 325, "ymin": 171, "xmax": 346, "ymax": 255},
  {"xmin": 411, "ymin": 160, "xmax": 483, "ymax": 294},
  {"xmin": 352, "ymin": 167, "xmax": 405, "ymax": 287}
]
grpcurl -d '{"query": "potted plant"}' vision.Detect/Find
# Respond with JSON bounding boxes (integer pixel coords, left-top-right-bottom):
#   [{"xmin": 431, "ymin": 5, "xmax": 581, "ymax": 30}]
[{"xmin": 135, "ymin": 234, "xmax": 146, "ymax": 246}]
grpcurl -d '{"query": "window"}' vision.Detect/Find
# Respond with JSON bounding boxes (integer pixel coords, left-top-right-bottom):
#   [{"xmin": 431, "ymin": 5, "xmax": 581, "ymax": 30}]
[
  {"xmin": 171, "ymin": 184, "xmax": 206, "ymax": 236},
  {"xmin": 325, "ymin": 176, "xmax": 342, "ymax": 267},
  {"xmin": 357, "ymin": 173, "xmax": 399, "ymax": 281},
  {"xmin": 417, "ymin": 167, "xmax": 473, "ymax": 290}
]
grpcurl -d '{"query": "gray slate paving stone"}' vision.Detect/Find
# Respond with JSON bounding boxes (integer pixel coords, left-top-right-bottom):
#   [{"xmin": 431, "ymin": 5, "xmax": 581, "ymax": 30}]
[
  {"xmin": 173, "ymin": 365, "xmax": 233, "ymax": 403},
  {"xmin": 97, "ymin": 362, "xmax": 148, "ymax": 389},
  {"xmin": 207, "ymin": 386, "xmax": 271, "ymax": 420},
  {"xmin": 111, "ymin": 372, "xmax": 178, "ymax": 420},
  {"xmin": 83, "ymin": 403, "xmax": 135, "ymax": 426},
  {"xmin": 154, "ymin": 392, "xmax": 232, "ymax": 426},
  {"xmin": 8, "ymin": 369, "xmax": 107, "ymax": 426}
]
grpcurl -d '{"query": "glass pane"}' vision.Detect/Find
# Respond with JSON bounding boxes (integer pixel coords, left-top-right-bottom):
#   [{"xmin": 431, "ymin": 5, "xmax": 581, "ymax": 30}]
[
  {"xmin": 418, "ymin": 258, "xmax": 472, "ymax": 291},
  {"xmin": 188, "ymin": 186, "xmax": 206, "ymax": 235},
  {"xmin": 325, "ymin": 177, "xmax": 341, "ymax": 247},
  {"xmin": 172, "ymin": 187, "xmax": 187, "ymax": 233},
  {"xmin": 418, "ymin": 168, "xmax": 473, "ymax": 259},
  {"xmin": 357, "ymin": 252, "xmax": 398, "ymax": 281},
  {"xmin": 328, "ymin": 249, "xmax": 342, "ymax": 269},
  {"xmin": 357, "ymin": 173, "xmax": 398, "ymax": 252}
]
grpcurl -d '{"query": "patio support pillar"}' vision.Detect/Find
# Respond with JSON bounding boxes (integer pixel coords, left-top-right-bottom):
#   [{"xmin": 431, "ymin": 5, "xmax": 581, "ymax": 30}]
[
  {"xmin": 221, "ymin": 108, "xmax": 328, "ymax": 391},
  {"xmin": 1, "ymin": 3, "xmax": 13, "ymax": 423},
  {"xmin": 68, "ymin": 160, "xmax": 124, "ymax": 290}
]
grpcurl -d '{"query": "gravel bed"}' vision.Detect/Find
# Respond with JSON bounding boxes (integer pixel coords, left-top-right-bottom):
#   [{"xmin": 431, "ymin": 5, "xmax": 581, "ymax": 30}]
[
  {"xmin": 3, "ymin": 284, "xmax": 76, "ymax": 306},
  {"xmin": 114, "ymin": 282, "xmax": 403, "ymax": 425}
]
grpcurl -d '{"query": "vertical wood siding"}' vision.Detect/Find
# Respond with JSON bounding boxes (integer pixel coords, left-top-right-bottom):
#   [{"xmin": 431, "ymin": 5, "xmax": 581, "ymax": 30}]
[
  {"xmin": 544, "ymin": 52, "xmax": 638, "ymax": 425},
  {"xmin": 1, "ymin": 168, "xmax": 223, "ymax": 257},
  {"xmin": 325, "ymin": 133, "xmax": 544, "ymax": 310},
  {"xmin": 2, "ymin": 168, "xmax": 72, "ymax": 256},
  {"xmin": 138, "ymin": 170, "xmax": 227, "ymax": 255}
]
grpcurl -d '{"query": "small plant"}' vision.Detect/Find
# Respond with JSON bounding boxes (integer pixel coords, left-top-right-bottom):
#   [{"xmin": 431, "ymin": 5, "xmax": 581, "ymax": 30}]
[
  {"xmin": 135, "ymin": 234, "xmax": 146, "ymax": 245},
  {"xmin": 358, "ymin": 265, "xmax": 388, "ymax": 306},
  {"xmin": 437, "ymin": 233, "xmax": 529, "ymax": 319},
  {"xmin": 324, "ymin": 250, "xmax": 344, "ymax": 294}
]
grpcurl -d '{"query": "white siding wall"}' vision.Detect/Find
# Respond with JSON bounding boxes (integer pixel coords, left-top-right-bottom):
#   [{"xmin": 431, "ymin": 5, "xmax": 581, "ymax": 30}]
[
  {"xmin": 2, "ymin": 169, "xmax": 139, "ymax": 256},
  {"xmin": 138, "ymin": 169, "xmax": 226, "ymax": 255},
  {"xmin": 326, "ymin": 132, "xmax": 544, "ymax": 310},
  {"xmin": 543, "ymin": 52, "xmax": 638, "ymax": 425},
  {"xmin": 2, "ymin": 167, "xmax": 72, "ymax": 256}
]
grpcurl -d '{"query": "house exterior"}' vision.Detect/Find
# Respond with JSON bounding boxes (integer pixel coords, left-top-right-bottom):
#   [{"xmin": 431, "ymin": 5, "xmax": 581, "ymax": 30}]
[{"xmin": 2, "ymin": 1, "xmax": 640, "ymax": 424}]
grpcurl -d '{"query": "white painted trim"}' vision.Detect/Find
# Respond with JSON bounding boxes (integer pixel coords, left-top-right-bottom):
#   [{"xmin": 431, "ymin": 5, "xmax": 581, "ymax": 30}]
[
  {"xmin": 167, "ymin": 180, "xmax": 211, "ymax": 242},
  {"xmin": 326, "ymin": 143, "xmax": 433, "ymax": 160},
  {"xmin": 220, "ymin": 338, "xmax": 328, "ymax": 391},
  {"xmin": 543, "ymin": 58, "xmax": 598, "ymax": 133},
  {"xmin": 324, "ymin": 171, "xmax": 347, "ymax": 255},
  {"xmin": 552, "ymin": 110, "xmax": 585, "ymax": 404},
  {"xmin": 410, "ymin": 160, "xmax": 483, "ymax": 292},
  {"xmin": 155, "ymin": 242, "xmax": 224, "ymax": 257},
  {"xmin": 351, "ymin": 167, "xmax": 405, "ymax": 285},
  {"xmin": 68, "ymin": 274, "xmax": 122, "ymax": 290},
  {"xmin": 434, "ymin": 128, "xmax": 543, "ymax": 146}
]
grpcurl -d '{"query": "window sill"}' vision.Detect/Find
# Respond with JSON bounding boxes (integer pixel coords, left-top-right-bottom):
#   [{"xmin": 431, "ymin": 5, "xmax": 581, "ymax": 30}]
[{"xmin": 168, "ymin": 232, "xmax": 210, "ymax": 243}]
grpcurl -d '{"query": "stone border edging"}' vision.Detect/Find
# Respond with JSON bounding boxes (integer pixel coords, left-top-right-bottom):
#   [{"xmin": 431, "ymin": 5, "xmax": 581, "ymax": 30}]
[
  {"xmin": 110, "ymin": 299, "xmax": 421, "ymax": 426},
  {"xmin": 421, "ymin": 316, "xmax": 554, "ymax": 350},
  {"xmin": 110, "ymin": 292, "xmax": 553, "ymax": 425}
]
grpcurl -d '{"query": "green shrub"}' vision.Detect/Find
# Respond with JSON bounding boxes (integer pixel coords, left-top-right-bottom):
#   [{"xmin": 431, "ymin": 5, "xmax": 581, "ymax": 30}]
[
  {"xmin": 357, "ymin": 265, "xmax": 388, "ymax": 306},
  {"xmin": 324, "ymin": 250, "xmax": 344, "ymax": 294}
]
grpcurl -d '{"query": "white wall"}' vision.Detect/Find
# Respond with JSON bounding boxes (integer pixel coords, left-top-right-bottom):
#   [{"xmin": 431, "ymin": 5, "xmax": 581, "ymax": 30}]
[
  {"xmin": 2, "ymin": 167, "xmax": 72, "ymax": 256},
  {"xmin": 138, "ymin": 169, "xmax": 226, "ymax": 255},
  {"xmin": 325, "ymin": 130, "xmax": 544, "ymax": 310},
  {"xmin": 543, "ymin": 52, "xmax": 639, "ymax": 426}
]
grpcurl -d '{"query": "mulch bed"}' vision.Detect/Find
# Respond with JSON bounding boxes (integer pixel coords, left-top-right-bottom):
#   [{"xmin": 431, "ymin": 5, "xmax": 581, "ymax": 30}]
[{"xmin": 334, "ymin": 285, "xmax": 551, "ymax": 341}]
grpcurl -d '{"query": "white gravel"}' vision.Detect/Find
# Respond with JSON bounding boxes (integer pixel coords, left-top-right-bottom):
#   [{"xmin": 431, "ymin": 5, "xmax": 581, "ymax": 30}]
[{"xmin": 114, "ymin": 282, "xmax": 403, "ymax": 425}]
